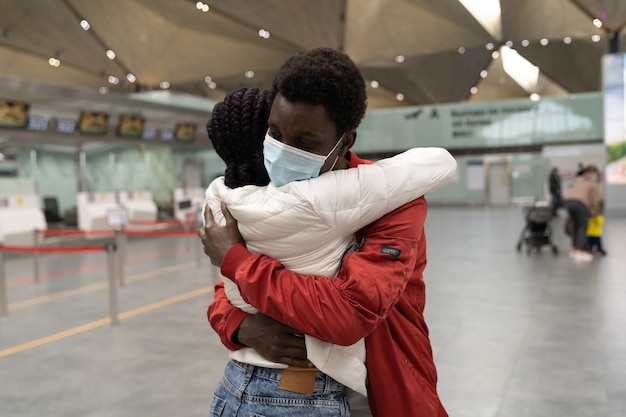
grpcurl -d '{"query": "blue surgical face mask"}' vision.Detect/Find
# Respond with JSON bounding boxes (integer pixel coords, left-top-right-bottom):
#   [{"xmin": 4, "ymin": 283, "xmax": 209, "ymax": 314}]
[{"xmin": 263, "ymin": 132, "xmax": 344, "ymax": 187}]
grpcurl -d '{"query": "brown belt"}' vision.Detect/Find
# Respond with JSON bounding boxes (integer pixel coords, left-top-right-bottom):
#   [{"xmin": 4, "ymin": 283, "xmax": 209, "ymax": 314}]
[{"xmin": 279, "ymin": 366, "xmax": 319, "ymax": 394}]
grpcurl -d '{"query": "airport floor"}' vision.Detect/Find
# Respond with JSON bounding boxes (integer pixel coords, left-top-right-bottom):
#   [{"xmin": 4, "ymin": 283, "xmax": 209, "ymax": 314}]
[{"xmin": 0, "ymin": 206, "xmax": 624, "ymax": 417}]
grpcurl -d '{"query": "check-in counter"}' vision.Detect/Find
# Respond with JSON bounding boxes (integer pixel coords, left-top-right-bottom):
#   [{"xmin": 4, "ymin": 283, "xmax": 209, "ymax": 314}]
[
  {"xmin": 0, "ymin": 194, "xmax": 47, "ymax": 246},
  {"xmin": 118, "ymin": 190, "xmax": 157, "ymax": 223}
]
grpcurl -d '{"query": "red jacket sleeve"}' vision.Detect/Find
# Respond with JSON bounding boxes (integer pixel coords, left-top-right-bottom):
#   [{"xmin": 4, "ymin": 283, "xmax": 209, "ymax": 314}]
[
  {"xmin": 207, "ymin": 278, "xmax": 250, "ymax": 351},
  {"xmin": 225, "ymin": 197, "xmax": 426, "ymax": 346}
]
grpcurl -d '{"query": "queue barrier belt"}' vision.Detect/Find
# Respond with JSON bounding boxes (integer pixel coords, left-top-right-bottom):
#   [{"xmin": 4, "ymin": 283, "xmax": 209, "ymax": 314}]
[
  {"xmin": 127, "ymin": 220, "xmax": 195, "ymax": 226},
  {"xmin": 37, "ymin": 229, "xmax": 115, "ymax": 237},
  {"xmin": 0, "ymin": 244, "xmax": 107, "ymax": 253},
  {"xmin": 122, "ymin": 229, "xmax": 197, "ymax": 236}
]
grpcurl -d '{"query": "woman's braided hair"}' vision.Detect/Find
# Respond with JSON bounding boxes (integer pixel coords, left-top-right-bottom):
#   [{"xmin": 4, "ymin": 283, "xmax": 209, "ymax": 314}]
[{"xmin": 207, "ymin": 87, "xmax": 271, "ymax": 188}]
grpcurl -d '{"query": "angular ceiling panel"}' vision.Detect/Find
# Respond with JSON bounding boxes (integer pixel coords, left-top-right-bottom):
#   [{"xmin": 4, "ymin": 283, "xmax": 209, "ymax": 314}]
[
  {"xmin": 503, "ymin": 0, "xmax": 604, "ymax": 41},
  {"xmin": 517, "ymin": 40, "xmax": 604, "ymax": 92},
  {"xmin": 1, "ymin": 0, "xmax": 624, "ymax": 118},
  {"xmin": 346, "ymin": 0, "xmax": 493, "ymax": 61},
  {"xmin": 361, "ymin": 48, "xmax": 494, "ymax": 104},
  {"xmin": 572, "ymin": 0, "xmax": 626, "ymax": 32}
]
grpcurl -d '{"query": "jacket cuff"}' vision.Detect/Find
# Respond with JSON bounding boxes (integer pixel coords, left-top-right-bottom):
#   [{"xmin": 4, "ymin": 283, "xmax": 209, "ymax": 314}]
[
  {"xmin": 223, "ymin": 308, "xmax": 250, "ymax": 350},
  {"xmin": 220, "ymin": 243, "xmax": 253, "ymax": 280}
]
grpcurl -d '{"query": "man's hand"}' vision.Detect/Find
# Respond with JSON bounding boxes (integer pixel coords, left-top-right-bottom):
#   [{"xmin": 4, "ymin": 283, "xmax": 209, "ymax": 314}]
[
  {"xmin": 237, "ymin": 313, "xmax": 313, "ymax": 368},
  {"xmin": 197, "ymin": 202, "xmax": 245, "ymax": 266}
]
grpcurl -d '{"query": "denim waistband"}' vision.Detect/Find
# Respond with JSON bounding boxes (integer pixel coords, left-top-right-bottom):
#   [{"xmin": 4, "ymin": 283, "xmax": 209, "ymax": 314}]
[
  {"xmin": 228, "ymin": 360, "xmax": 345, "ymax": 394},
  {"xmin": 230, "ymin": 360, "xmax": 314, "ymax": 382}
]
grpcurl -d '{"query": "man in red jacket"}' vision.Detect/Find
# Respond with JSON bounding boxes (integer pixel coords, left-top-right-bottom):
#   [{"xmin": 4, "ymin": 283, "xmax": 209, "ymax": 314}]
[{"xmin": 200, "ymin": 47, "xmax": 448, "ymax": 417}]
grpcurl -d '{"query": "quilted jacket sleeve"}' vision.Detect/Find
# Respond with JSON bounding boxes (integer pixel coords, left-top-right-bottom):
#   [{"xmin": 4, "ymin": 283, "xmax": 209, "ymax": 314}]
[{"xmin": 291, "ymin": 147, "xmax": 455, "ymax": 236}]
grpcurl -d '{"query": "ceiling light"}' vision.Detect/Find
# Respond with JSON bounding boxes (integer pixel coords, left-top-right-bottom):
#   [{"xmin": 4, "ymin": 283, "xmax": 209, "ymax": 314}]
[
  {"xmin": 521, "ymin": 39, "xmax": 530, "ymax": 47},
  {"xmin": 80, "ymin": 20, "xmax": 90, "ymax": 31},
  {"xmin": 126, "ymin": 73, "xmax": 136, "ymax": 83},
  {"xmin": 591, "ymin": 34, "xmax": 601, "ymax": 42},
  {"xmin": 106, "ymin": 50, "xmax": 116, "ymax": 60},
  {"xmin": 108, "ymin": 75, "xmax": 119, "ymax": 85},
  {"xmin": 395, "ymin": 55, "xmax": 405, "ymax": 63},
  {"xmin": 370, "ymin": 80, "xmax": 379, "ymax": 88},
  {"xmin": 470, "ymin": 86, "xmax": 478, "ymax": 95},
  {"xmin": 160, "ymin": 81, "xmax": 170, "ymax": 89},
  {"xmin": 204, "ymin": 76, "xmax": 212, "ymax": 83},
  {"xmin": 491, "ymin": 51, "xmax": 500, "ymax": 59},
  {"xmin": 480, "ymin": 70, "xmax": 488, "ymax": 78},
  {"xmin": 563, "ymin": 37, "xmax": 572, "ymax": 44},
  {"xmin": 196, "ymin": 2, "xmax": 209, "ymax": 12},
  {"xmin": 244, "ymin": 70, "xmax": 255, "ymax": 79},
  {"xmin": 258, "ymin": 29, "xmax": 270, "ymax": 39},
  {"xmin": 486, "ymin": 42, "xmax": 495, "ymax": 50},
  {"xmin": 593, "ymin": 18, "xmax": 603, "ymax": 28},
  {"xmin": 539, "ymin": 38, "xmax": 549, "ymax": 46},
  {"xmin": 99, "ymin": 86, "xmax": 109, "ymax": 94},
  {"xmin": 208, "ymin": 82, "xmax": 217, "ymax": 89},
  {"xmin": 458, "ymin": 47, "xmax": 466, "ymax": 54},
  {"xmin": 48, "ymin": 57, "xmax": 60, "ymax": 67},
  {"xmin": 505, "ymin": 40, "xmax": 513, "ymax": 47},
  {"xmin": 530, "ymin": 93, "xmax": 541, "ymax": 101},
  {"xmin": 395, "ymin": 93, "xmax": 404, "ymax": 101}
]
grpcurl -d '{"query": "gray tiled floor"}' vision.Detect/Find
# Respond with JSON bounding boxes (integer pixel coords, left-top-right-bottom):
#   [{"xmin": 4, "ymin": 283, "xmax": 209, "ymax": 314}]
[{"xmin": 0, "ymin": 206, "xmax": 624, "ymax": 417}]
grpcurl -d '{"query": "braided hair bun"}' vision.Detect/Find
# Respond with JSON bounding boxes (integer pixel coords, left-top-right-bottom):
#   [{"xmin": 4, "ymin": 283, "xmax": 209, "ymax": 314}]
[{"xmin": 207, "ymin": 87, "xmax": 271, "ymax": 188}]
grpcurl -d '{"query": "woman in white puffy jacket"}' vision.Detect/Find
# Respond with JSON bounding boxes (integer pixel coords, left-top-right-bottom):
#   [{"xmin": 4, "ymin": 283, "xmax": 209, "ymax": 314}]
[{"xmin": 203, "ymin": 87, "xmax": 456, "ymax": 414}]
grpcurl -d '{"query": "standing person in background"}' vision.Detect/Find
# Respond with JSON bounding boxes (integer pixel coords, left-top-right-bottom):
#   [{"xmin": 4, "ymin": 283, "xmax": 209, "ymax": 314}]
[
  {"xmin": 587, "ymin": 201, "xmax": 607, "ymax": 256},
  {"xmin": 563, "ymin": 165, "xmax": 602, "ymax": 261},
  {"xmin": 548, "ymin": 167, "xmax": 562, "ymax": 217},
  {"xmin": 199, "ymin": 47, "xmax": 449, "ymax": 417}
]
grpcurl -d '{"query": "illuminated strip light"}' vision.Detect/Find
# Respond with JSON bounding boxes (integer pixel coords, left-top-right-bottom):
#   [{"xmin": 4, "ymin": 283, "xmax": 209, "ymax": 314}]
[
  {"xmin": 501, "ymin": 46, "xmax": 539, "ymax": 93},
  {"xmin": 458, "ymin": 0, "xmax": 502, "ymax": 40}
]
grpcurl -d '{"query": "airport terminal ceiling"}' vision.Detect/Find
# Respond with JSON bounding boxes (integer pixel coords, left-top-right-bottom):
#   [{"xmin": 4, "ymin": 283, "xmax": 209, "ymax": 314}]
[{"xmin": 1, "ymin": 0, "xmax": 626, "ymax": 153}]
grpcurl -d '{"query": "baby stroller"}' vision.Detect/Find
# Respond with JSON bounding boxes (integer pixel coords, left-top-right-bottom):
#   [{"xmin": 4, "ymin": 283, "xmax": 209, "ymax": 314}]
[{"xmin": 516, "ymin": 203, "xmax": 558, "ymax": 255}]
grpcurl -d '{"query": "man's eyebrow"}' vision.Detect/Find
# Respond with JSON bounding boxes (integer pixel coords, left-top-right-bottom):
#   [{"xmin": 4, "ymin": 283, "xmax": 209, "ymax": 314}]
[{"xmin": 267, "ymin": 124, "xmax": 322, "ymax": 140}]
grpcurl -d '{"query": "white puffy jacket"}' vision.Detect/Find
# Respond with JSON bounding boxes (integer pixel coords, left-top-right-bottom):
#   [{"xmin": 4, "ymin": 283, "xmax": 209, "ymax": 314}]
[{"xmin": 204, "ymin": 147, "xmax": 457, "ymax": 396}]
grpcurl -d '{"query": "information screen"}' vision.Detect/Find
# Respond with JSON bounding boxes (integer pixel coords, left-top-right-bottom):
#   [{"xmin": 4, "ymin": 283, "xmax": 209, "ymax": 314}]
[
  {"xmin": 56, "ymin": 118, "xmax": 77, "ymax": 134},
  {"xmin": 78, "ymin": 111, "xmax": 109, "ymax": 135},
  {"xmin": 117, "ymin": 114, "xmax": 145, "ymax": 138},
  {"xmin": 0, "ymin": 99, "xmax": 29, "ymax": 128},
  {"xmin": 174, "ymin": 123, "xmax": 197, "ymax": 142},
  {"xmin": 27, "ymin": 115, "xmax": 49, "ymax": 132}
]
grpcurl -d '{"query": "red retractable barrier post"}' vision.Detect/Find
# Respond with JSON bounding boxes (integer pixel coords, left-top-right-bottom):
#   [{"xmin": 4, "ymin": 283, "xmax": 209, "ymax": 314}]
[
  {"xmin": 114, "ymin": 228, "xmax": 126, "ymax": 287},
  {"xmin": 106, "ymin": 242, "xmax": 119, "ymax": 325},
  {"xmin": 33, "ymin": 230, "xmax": 41, "ymax": 283},
  {"xmin": 0, "ymin": 250, "xmax": 6, "ymax": 315}
]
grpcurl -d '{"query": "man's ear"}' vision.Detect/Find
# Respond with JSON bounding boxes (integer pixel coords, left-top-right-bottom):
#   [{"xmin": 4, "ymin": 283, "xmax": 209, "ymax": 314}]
[{"xmin": 338, "ymin": 130, "xmax": 356, "ymax": 157}]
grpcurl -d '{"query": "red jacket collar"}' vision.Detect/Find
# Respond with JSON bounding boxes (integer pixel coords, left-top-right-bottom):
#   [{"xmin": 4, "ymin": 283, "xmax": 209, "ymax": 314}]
[{"xmin": 347, "ymin": 150, "xmax": 373, "ymax": 168}]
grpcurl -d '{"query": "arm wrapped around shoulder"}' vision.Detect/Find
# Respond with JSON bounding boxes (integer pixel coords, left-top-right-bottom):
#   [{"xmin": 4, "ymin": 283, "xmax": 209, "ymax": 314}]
[
  {"xmin": 313, "ymin": 147, "xmax": 456, "ymax": 236},
  {"xmin": 358, "ymin": 147, "xmax": 457, "ymax": 216},
  {"xmin": 380, "ymin": 147, "xmax": 457, "ymax": 194}
]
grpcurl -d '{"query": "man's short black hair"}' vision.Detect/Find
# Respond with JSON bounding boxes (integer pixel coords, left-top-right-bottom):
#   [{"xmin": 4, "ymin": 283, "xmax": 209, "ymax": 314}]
[
  {"xmin": 207, "ymin": 87, "xmax": 271, "ymax": 188},
  {"xmin": 270, "ymin": 47, "xmax": 367, "ymax": 136}
]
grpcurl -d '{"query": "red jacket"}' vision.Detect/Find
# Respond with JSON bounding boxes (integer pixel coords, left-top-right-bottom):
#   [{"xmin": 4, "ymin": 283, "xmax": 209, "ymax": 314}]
[{"xmin": 208, "ymin": 151, "xmax": 447, "ymax": 417}]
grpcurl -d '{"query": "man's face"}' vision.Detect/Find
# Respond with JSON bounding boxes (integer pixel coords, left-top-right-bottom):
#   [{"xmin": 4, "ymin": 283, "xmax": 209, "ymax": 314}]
[{"xmin": 267, "ymin": 93, "xmax": 348, "ymax": 174}]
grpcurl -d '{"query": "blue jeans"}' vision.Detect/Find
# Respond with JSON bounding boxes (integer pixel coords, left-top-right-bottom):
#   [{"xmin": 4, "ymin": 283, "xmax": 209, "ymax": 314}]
[
  {"xmin": 209, "ymin": 360, "xmax": 350, "ymax": 417},
  {"xmin": 564, "ymin": 200, "xmax": 590, "ymax": 250}
]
